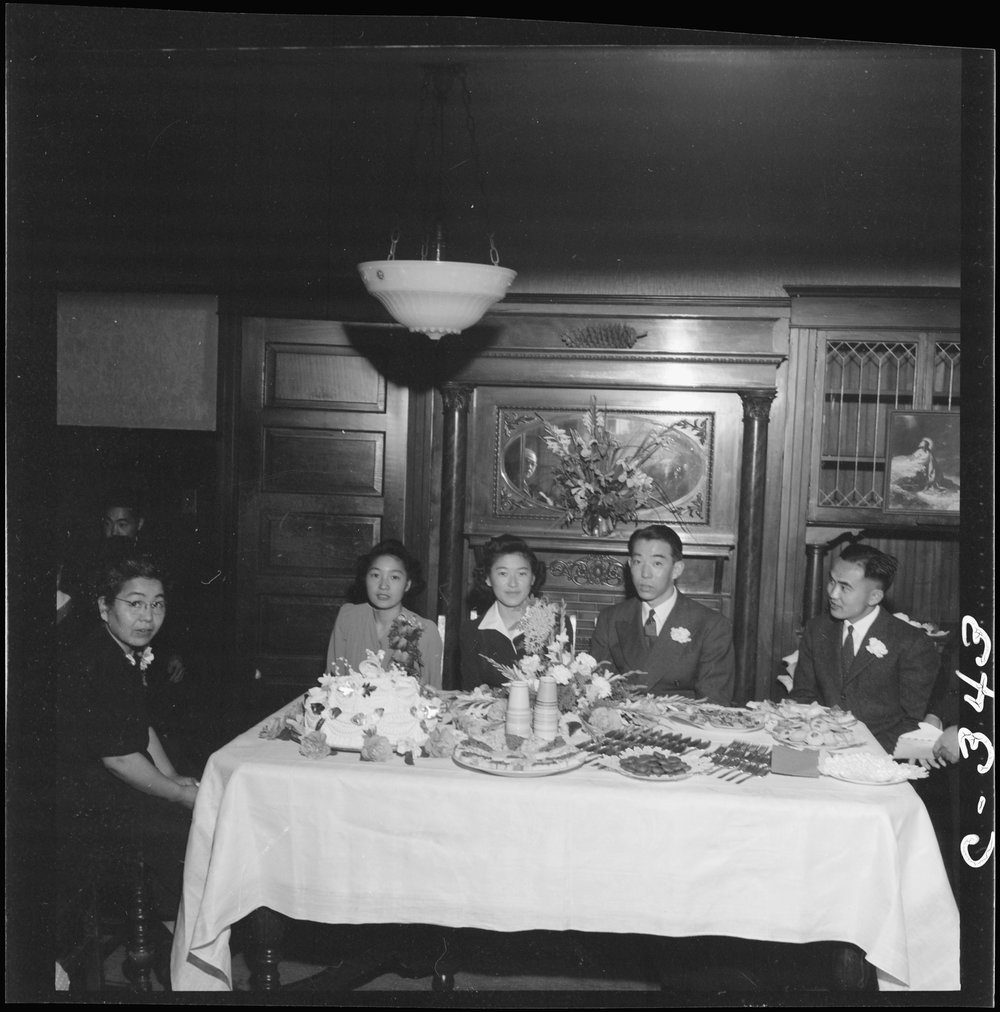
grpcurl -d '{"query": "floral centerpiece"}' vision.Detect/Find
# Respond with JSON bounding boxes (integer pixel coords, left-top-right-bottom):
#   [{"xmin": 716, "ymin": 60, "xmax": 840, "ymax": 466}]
[
  {"xmin": 481, "ymin": 597, "xmax": 646, "ymax": 735},
  {"xmin": 386, "ymin": 613, "xmax": 424, "ymax": 679},
  {"xmin": 539, "ymin": 398, "xmax": 668, "ymax": 535}
]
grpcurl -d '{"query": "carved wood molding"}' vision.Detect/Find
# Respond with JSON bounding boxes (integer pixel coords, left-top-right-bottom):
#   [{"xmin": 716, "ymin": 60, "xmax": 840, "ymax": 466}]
[
  {"xmin": 468, "ymin": 349, "xmax": 786, "ymax": 366},
  {"xmin": 560, "ymin": 322, "xmax": 647, "ymax": 349},
  {"xmin": 548, "ymin": 555, "xmax": 625, "ymax": 587}
]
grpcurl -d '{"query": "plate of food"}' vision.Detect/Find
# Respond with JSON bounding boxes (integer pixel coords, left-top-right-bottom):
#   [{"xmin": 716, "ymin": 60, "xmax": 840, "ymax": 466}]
[
  {"xmin": 452, "ymin": 750, "xmax": 586, "ymax": 778},
  {"xmin": 613, "ymin": 747, "xmax": 694, "ymax": 781},
  {"xmin": 600, "ymin": 745, "xmax": 718, "ymax": 782},
  {"xmin": 705, "ymin": 707, "xmax": 767, "ymax": 732},
  {"xmin": 819, "ymin": 752, "xmax": 927, "ymax": 785},
  {"xmin": 451, "ymin": 730, "xmax": 585, "ymax": 777},
  {"xmin": 658, "ymin": 702, "xmax": 710, "ymax": 728},
  {"xmin": 762, "ymin": 702, "xmax": 864, "ymax": 750},
  {"xmin": 769, "ymin": 725, "xmax": 863, "ymax": 750}
]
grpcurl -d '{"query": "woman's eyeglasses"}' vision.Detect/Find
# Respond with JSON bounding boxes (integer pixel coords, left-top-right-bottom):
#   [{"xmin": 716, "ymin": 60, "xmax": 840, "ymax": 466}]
[{"xmin": 115, "ymin": 598, "xmax": 166, "ymax": 615}]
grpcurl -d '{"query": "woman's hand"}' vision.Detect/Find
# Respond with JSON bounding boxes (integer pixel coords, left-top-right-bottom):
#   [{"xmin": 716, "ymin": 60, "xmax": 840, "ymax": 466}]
[{"xmin": 171, "ymin": 775, "xmax": 200, "ymax": 809}]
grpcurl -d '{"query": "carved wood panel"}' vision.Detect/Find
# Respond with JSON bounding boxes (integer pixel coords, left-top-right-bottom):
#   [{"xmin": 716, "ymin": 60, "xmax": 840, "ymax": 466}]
[{"xmin": 236, "ymin": 318, "xmax": 409, "ymax": 694}]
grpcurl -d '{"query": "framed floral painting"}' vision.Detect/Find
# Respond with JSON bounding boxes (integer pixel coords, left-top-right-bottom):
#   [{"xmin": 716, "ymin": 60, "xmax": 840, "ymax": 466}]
[
  {"xmin": 883, "ymin": 410, "xmax": 960, "ymax": 518},
  {"xmin": 495, "ymin": 404, "xmax": 715, "ymax": 529}
]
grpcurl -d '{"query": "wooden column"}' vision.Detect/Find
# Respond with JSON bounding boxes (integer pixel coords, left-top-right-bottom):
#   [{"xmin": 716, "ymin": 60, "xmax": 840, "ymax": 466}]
[
  {"xmin": 733, "ymin": 390, "xmax": 776, "ymax": 704},
  {"xmin": 803, "ymin": 543, "xmax": 828, "ymax": 623},
  {"xmin": 436, "ymin": 383, "xmax": 474, "ymax": 689}
]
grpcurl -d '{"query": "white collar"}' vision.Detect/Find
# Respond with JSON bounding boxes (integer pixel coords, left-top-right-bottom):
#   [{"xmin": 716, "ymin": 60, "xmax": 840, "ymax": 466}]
[
  {"xmin": 477, "ymin": 601, "xmax": 522, "ymax": 644},
  {"xmin": 643, "ymin": 590, "xmax": 678, "ymax": 632},
  {"xmin": 845, "ymin": 606, "xmax": 880, "ymax": 645}
]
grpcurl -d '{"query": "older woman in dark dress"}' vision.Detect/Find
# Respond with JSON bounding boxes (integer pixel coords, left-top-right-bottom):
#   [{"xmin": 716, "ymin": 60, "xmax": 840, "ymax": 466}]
[{"xmin": 56, "ymin": 553, "xmax": 198, "ymax": 921}]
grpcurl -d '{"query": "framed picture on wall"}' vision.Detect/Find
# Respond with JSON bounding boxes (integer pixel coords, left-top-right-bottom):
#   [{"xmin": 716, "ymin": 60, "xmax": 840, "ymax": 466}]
[
  {"xmin": 495, "ymin": 405, "xmax": 715, "ymax": 527},
  {"xmin": 883, "ymin": 410, "xmax": 960, "ymax": 517}
]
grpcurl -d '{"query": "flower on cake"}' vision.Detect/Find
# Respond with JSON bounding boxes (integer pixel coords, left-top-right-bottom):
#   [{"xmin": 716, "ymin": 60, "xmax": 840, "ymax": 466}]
[
  {"xmin": 866, "ymin": 638, "xmax": 888, "ymax": 658},
  {"xmin": 299, "ymin": 729, "xmax": 333, "ymax": 760},
  {"xmin": 360, "ymin": 730, "xmax": 393, "ymax": 762}
]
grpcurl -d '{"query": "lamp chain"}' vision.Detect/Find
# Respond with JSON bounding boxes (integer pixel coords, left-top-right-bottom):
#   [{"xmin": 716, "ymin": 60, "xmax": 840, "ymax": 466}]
[
  {"xmin": 388, "ymin": 70, "xmax": 433, "ymax": 260},
  {"xmin": 385, "ymin": 63, "xmax": 503, "ymax": 265},
  {"xmin": 458, "ymin": 66, "xmax": 499, "ymax": 262}
]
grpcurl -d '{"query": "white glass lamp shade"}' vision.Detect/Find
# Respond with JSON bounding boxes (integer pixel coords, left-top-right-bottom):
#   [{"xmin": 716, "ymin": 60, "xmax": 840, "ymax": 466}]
[{"xmin": 358, "ymin": 259, "xmax": 517, "ymax": 339}]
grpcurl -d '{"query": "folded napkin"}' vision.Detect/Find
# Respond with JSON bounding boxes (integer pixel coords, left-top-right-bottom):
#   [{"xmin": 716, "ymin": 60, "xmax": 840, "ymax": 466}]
[
  {"xmin": 776, "ymin": 650, "xmax": 798, "ymax": 695},
  {"xmin": 892, "ymin": 722, "xmax": 942, "ymax": 761}
]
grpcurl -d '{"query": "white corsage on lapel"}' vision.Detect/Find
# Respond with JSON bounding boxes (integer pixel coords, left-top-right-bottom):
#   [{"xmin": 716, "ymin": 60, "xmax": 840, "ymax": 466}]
[
  {"xmin": 865, "ymin": 638, "xmax": 888, "ymax": 659},
  {"xmin": 670, "ymin": 627, "xmax": 691, "ymax": 644},
  {"xmin": 125, "ymin": 646, "xmax": 155, "ymax": 671}
]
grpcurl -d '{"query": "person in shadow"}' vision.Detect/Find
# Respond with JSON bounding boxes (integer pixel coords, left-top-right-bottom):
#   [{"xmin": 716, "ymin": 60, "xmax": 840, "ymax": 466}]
[{"xmin": 590, "ymin": 524, "xmax": 735, "ymax": 704}]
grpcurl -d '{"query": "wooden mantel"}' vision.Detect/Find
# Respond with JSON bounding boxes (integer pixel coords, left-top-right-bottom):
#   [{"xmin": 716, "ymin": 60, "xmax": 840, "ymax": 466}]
[
  {"xmin": 432, "ymin": 297, "xmax": 790, "ymax": 702},
  {"xmin": 442, "ymin": 348, "xmax": 787, "ymax": 393}
]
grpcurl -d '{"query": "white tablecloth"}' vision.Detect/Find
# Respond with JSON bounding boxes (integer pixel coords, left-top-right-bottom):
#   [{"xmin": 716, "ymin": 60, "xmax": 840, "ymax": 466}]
[{"xmin": 171, "ymin": 711, "xmax": 960, "ymax": 991}]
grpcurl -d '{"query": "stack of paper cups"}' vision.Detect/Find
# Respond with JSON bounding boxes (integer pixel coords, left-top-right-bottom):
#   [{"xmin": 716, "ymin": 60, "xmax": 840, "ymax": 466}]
[
  {"xmin": 505, "ymin": 681, "xmax": 532, "ymax": 738},
  {"xmin": 533, "ymin": 676, "xmax": 560, "ymax": 741}
]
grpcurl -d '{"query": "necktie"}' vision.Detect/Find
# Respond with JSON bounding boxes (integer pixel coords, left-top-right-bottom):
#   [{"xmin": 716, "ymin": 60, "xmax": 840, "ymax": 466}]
[
  {"xmin": 644, "ymin": 608, "xmax": 658, "ymax": 651},
  {"xmin": 841, "ymin": 623, "xmax": 855, "ymax": 678}
]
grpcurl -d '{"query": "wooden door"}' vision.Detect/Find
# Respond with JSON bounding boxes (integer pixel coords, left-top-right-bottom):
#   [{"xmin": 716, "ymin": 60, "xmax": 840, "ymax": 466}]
[{"xmin": 235, "ymin": 318, "xmax": 409, "ymax": 708}]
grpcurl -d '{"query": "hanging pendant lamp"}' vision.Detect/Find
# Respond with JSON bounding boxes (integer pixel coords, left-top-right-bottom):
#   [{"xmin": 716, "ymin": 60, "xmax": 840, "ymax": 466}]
[{"xmin": 358, "ymin": 64, "xmax": 516, "ymax": 340}]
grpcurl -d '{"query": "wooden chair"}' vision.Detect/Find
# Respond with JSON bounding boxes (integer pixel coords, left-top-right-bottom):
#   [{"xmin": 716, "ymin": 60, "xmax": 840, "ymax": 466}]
[{"xmin": 55, "ymin": 852, "xmax": 166, "ymax": 993}]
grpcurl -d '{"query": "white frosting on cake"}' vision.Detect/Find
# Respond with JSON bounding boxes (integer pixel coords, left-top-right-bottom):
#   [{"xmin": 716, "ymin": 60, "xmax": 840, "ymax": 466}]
[{"xmin": 302, "ymin": 651, "xmax": 441, "ymax": 750}]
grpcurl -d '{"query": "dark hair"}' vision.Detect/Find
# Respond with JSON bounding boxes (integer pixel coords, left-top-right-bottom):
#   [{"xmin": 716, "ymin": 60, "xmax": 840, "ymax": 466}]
[
  {"xmin": 95, "ymin": 551, "xmax": 170, "ymax": 604},
  {"xmin": 838, "ymin": 543, "xmax": 898, "ymax": 592},
  {"xmin": 475, "ymin": 534, "xmax": 545, "ymax": 589},
  {"xmin": 101, "ymin": 491, "xmax": 145, "ymax": 519},
  {"xmin": 467, "ymin": 534, "xmax": 546, "ymax": 615},
  {"xmin": 628, "ymin": 524, "xmax": 684, "ymax": 561},
  {"xmin": 350, "ymin": 539, "xmax": 426, "ymax": 604}
]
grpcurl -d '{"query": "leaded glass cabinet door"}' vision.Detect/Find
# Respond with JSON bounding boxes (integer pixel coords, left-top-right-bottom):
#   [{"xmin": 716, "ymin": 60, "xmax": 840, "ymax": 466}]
[{"xmin": 809, "ymin": 331, "xmax": 960, "ymax": 527}]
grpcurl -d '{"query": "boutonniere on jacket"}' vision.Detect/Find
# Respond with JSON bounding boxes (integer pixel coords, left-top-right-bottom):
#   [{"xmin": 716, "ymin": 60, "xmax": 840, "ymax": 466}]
[
  {"xmin": 865, "ymin": 638, "xmax": 888, "ymax": 659},
  {"xmin": 670, "ymin": 627, "xmax": 691, "ymax": 644},
  {"xmin": 126, "ymin": 646, "xmax": 155, "ymax": 671}
]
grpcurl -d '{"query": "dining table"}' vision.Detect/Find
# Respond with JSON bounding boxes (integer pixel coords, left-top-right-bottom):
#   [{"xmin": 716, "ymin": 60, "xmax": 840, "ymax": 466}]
[{"xmin": 170, "ymin": 701, "xmax": 960, "ymax": 992}]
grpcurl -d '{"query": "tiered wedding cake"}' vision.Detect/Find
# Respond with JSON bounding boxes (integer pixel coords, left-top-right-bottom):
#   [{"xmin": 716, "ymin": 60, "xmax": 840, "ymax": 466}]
[{"xmin": 302, "ymin": 651, "xmax": 441, "ymax": 750}]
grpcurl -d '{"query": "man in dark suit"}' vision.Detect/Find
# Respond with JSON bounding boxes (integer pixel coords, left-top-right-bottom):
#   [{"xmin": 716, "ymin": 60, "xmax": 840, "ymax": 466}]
[
  {"xmin": 790, "ymin": 543, "xmax": 939, "ymax": 753},
  {"xmin": 590, "ymin": 525, "xmax": 735, "ymax": 704}
]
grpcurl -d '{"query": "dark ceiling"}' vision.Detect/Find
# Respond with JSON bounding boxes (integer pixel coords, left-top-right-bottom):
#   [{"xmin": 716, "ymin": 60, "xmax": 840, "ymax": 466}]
[{"xmin": 8, "ymin": 11, "xmax": 979, "ymax": 302}]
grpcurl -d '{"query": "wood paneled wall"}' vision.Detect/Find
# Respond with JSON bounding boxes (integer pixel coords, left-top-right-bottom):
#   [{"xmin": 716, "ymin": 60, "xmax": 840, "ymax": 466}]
[
  {"xmin": 844, "ymin": 536, "xmax": 960, "ymax": 627},
  {"xmin": 217, "ymin": 288, "xmax": 961, "ymax": 701},
  {"xmin": 767, "ymin": 288, "xmax": 962, "ymax": 682}
]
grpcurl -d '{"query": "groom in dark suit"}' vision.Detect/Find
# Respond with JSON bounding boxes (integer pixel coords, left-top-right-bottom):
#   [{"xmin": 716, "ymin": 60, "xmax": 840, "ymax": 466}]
[
  {"xmin": 590, "ymin": 525, "xmax": 735, "ymax": 704},
  {"xmin": 790, "ymin": 543, "xmax": 939, "ymax": 753}
]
